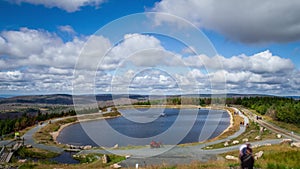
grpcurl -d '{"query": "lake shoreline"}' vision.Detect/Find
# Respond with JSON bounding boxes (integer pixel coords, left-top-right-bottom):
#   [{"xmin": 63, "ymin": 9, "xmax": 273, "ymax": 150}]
[{"xmin": 52, "ymin": 105, "xmax": 233, "ymax": 146}]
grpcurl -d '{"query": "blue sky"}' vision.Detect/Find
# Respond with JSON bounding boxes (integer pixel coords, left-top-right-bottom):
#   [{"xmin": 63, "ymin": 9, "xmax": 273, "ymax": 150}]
[{"xmin": 0, "ymin": 0, "xmax": 300, "ymax": 96}]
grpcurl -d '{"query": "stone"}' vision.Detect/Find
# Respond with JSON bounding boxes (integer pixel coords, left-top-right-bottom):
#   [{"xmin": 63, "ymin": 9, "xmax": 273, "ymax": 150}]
[
  {"xmin": 18, "ymin": 159, "xmax": 27, "ymax": 163},
  {"xmin": 111, "ymin": 163, "xmax": 122, "ymax": 169},
  {"xmin": 83, "ymin": 145, "xmax": 92, "ymax": 150},
  {"xmin": 242, "ymin": 138, "xmax": 249, "ymax": 142},
  {"xmin": 113, "ymin": 144, "xmax": 119, "ymax": 149},
  {"xmin": 276, "ymin": 134, "xmax": 282, "ymax": 139},
  {"xmin": 102, "ymin": 154, "xmax": 109, "ymax": 164},
  {"xmin": 26, "ymin": 144, "xmax": 32, "ymax": 148},
  {"xmin": 224, "ymin": 141, "xmax": 229, "ymax": 147},
  {"xmin": 125, "ymin": 155, "xmax": 131, "ymax": 159},
  {"xmin": 280, "ymin": 139, "xmax": 293, "ymax": 144},
  {"xmin": 255, "ymin": 135, "xmax": 261, "ymax": 140},
  {"xmin": 252, "ymin": 144, "xmax": 261, "ymax": 148},
  {"xmin": 291, "ymin": 142, "xmax": 300, "ymax": 148},
  {"xmin": 232, "ymin": 140, "xmax": 239, "ymax": 144},
  {"xmin": 255, "ymin": 151, "xmax": 264, "ymax": 160},
  {"xmin": 264, "ymin": 143, "xmax": 272, "ymax": 146},
  {"xmin": 260, "ymin": 127, "xmax": 264, "ymax": 133},
  {"xmin": 225, "ymin": 155, "xmax": 239, "ymax": 161}
]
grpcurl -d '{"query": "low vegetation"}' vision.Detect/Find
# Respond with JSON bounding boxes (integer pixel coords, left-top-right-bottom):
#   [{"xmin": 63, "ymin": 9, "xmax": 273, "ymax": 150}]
[
  {"xmin": 33, "ymin": 117, "xmax": 77, "ymax": 146},
  {"xmin": 16, "ymin": 147, "xmax": 59, "ymax": 159}
]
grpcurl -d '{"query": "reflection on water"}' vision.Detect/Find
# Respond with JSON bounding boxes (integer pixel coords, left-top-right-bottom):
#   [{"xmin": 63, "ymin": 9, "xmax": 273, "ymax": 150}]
[
  {"xmin": 51, "ymin": 151, "xmax": 79, "ymax": 164},
  {"xmin": 57, "ymin": 108, "xmax": 230, "ymax": 147}
]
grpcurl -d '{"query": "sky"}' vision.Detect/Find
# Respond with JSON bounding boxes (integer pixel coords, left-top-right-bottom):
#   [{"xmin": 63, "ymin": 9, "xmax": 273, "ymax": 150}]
[{"xmin": 0, "ymin": 0, "xmax": 300, "ymax": 96}]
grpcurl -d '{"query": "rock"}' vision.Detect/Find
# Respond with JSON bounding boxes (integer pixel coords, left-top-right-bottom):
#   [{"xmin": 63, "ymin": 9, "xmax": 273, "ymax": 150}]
[
  {"xmin": 83, "ymin": 145, "xmax": 92, "ymax": 150},
  {"xmin": 125, "ymin": 155, "xmax": 131, "ymax": 159},
  {"xmin": 224, "ymin": 141, "xmax": 229, "ymax": 147},
  {"xmin": 102, "ymin": 154, "xmax": 109, "ymax": 164},
  {"xmin": 252, "ymin": 144, "xmax": 261, "ymax": 148},
  {"xmin": 260, "ymin": 127, "xmax": 264, "ymax": 133},
  {"xmin": 18, "ymin": 159, "xmax": 27, "ymax": 163},
  {"xmin": 113, "ymin": 144, "xmax": 119, "ymax": 149},
  {"xmin": 255, "ymin": 151, "xmax": 264, "ymax": 160},
  {"xmin": 255, "ymin": 136, "xmax": 261, "ymax": 140},
  {"xmin": 26, "ymin": 144, "xmax": 32, "ymax": 148},
  {"xmin": 291, "ymin": 142, "xmax": 300, "ymax": 148},
  {"xmin": 276, "ymin": 134, "xmax": 282, "ymax": 138},
  {"xmin": 225, "ymin": 155, "xmax": 239, "ymax": 161},
  {"xmin": 111, "ymin": 163, "xmax": 122, "ymax": 169},
  {"xmin": 281, "ymin": 139, "xmax": 293, "ymax": 144},
  {"xmin": 232, "ymin": 140, "xmax": 239, "ymax": 144},
  {"xmin": 242, "ymin": 138, "xmax": 249, "ymax": 142},
  {"xmin": 264, "ymin": 143, "xmax": 272, "ymax": 146}
]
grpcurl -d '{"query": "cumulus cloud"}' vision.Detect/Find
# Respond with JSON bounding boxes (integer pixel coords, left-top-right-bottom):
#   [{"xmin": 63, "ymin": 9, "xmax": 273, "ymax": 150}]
[
  {"xmin": 10, "ymin": 0, "xmax": 105, "ymax": 12},
  {"xmin": 152, "ymin": 0, "xmax": 300, "ymax": 43},
  {"xmin": 0, "ymin": 28, "xmax": 299, "ymax": 95},
  {"xmin": 58, "ymin": 25, "xmax": 76, "ymax": 34},
  {"xmin": 183, "ymin": 50, "xmax": 294, "ymax": 74}
]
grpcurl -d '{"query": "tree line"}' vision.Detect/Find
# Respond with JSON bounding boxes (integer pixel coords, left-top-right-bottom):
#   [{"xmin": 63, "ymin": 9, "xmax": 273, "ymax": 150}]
[
  {"xmin": 134, "ymin": 96, "xmax": 300, "ymax": 125},
  {"xmin": 227, "ymin": 96, "xmax": 300, "ymax": 125},
  {"xmin": 0, "ymin": 109, "xmax": 76, "ymax": 137}
]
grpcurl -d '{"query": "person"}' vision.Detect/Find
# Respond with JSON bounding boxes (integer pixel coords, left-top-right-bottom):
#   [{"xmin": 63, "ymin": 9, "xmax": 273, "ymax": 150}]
[{"xmin": 239, "ymin": 143, "xmax": 254, "ymax": 169}]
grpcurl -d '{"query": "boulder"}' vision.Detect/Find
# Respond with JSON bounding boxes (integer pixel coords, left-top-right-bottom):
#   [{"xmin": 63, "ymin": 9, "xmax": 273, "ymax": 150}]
[
  {"xmin": 102, "ymin": 154, "xmax": 109, "ymax": 164},
  {"xmin": 224, "ymin": 141, "xmax": 229, "ymax": 147},
  {"xmin": 242, "ymin": 138, "xmax": 249, "ymax": 142},
  {"xmin": 25, "ymin": 144, "xmax": 32, "ymax": 148},
  {"xmin": 225, "ymin": 155, "xmax": 239, "ymax": 161},
  {"xmin": 276, "ymin": 134, "xmax": 282, "ymax": 139},
  {"xmin": 113, "ymin": 144, "xmax": 119, "ymax": 149},
  {"xmin": 111, "ymin": 163, "xmax": 122, "ymax": 169},
  {"xmin": 252, "ymin": 144, "xmax": 261, "ymax": 148},
  {"xmin": 125, "ymin": 155, "xmax": 131, "ymax": 159},
  {"xmin": 291, "ymin": 142, "xmax": 300, "ymax": 148},
  {"xmin": 18, "ymin": 159, "xmax": 27, "ymax": 163},
  {"xmin": 83, "ymin": 145, "xmax": 92, "ymax": 150},
  {"xmin": 255, "ymin": 151, "xmax": 264, "ymax": 160},
  {"xmin": 255, "ymin": 135, "xmax": 261, "ymax": 140},
  {"xmin": 280, "ymin": 139, "xmax": 293, "ymax": 144},
  {"xmin": 232, "ymin": 140, "xmax": 239, "ymax": 145}
]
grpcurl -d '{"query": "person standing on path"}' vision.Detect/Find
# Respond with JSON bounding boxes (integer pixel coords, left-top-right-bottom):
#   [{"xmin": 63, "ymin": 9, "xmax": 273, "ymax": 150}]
[{"xmin": 239, "ymin": 143, "xmax": 254, "ymax": 169}]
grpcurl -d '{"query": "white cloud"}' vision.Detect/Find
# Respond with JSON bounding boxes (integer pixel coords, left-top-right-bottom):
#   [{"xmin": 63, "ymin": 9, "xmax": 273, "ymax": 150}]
[
  {"xmin": 152, "ymin": 0, "xmax": 300, "ymax": 43},
  {"xmin": 58, "ymin": 25, "xmax": 76, "ymax": 34},
  {"xmin": 11, "ymin": 0, "xmax": 105, "ymax": 12},
  {"xmin": 183, "ymin": 50, "xmax": 294, "ymax": 74},
  {"xmin": 0, "ymin": 28, "xmax": 299, "ymax": 95},
  {"xmin": 0, "ymin": 27, "xmax": 61, "ymax": 58}
]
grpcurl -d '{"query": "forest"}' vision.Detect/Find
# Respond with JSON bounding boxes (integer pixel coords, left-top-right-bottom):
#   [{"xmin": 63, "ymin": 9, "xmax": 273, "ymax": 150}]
[
  {"xmin": 226, "ymin": 96, "xmax": 300, "ymax": 125},
  {"xmin": 0, "ymin": 109, "xmax": 76, "ymax": 137}
]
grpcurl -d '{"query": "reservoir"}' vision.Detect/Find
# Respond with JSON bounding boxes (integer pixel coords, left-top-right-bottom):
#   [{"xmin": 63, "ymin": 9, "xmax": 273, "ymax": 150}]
[{"xmin": 57, "ymin": 108, "xmax": 230, "ymax": 147}]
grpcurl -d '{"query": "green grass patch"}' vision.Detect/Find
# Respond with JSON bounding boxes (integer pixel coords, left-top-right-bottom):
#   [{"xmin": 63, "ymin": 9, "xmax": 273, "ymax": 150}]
[
  {"xmin": 16, "ymin": 147, "xmax": 59, "ymax": 159},
  {"xmin": 33, "ymin": 117, "xmax": 77, "ymax": 146}
]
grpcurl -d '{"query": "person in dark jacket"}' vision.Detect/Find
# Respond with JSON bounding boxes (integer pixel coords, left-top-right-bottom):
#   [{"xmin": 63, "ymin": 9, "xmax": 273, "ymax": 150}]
[{"xmin": 240, "ymin": 143, "xmax": 254, "ymax": 169}]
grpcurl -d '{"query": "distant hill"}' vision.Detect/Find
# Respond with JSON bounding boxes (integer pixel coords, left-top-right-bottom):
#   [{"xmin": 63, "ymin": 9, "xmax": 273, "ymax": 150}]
[
  {"xmin": 0, "ymin": 94, "xmax": 74, "ymax": 105},
  {"xmin": 0, "ymin": 93, "xmax": 293, "ymax": 105}
]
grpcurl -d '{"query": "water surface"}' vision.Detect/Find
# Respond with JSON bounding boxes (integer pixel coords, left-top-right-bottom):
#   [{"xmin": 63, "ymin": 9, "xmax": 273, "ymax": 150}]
[{"xmin": 57, "ymin": 108, "xmax": 230, "ymax": 147}]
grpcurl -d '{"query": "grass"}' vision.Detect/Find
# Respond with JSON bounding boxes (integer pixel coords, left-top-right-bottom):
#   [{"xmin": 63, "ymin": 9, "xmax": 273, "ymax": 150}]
[
  {"xmin": 16, "ymin": 147, "xmax": 59, "ymax": 159},
  {"xmin": 33, "ymin": 117, "xmax": 77, "ymax": 146},
  {"xmin": 207, "ymin": 121, "xmax": 276, "ymax": 149},
  {"xmin": 17, "ymin": 153, "xmax": 125, "ymax": 169},
  {"xmin": 223, "ymin": 144, "xmax": 300, "ymax": 169}
]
